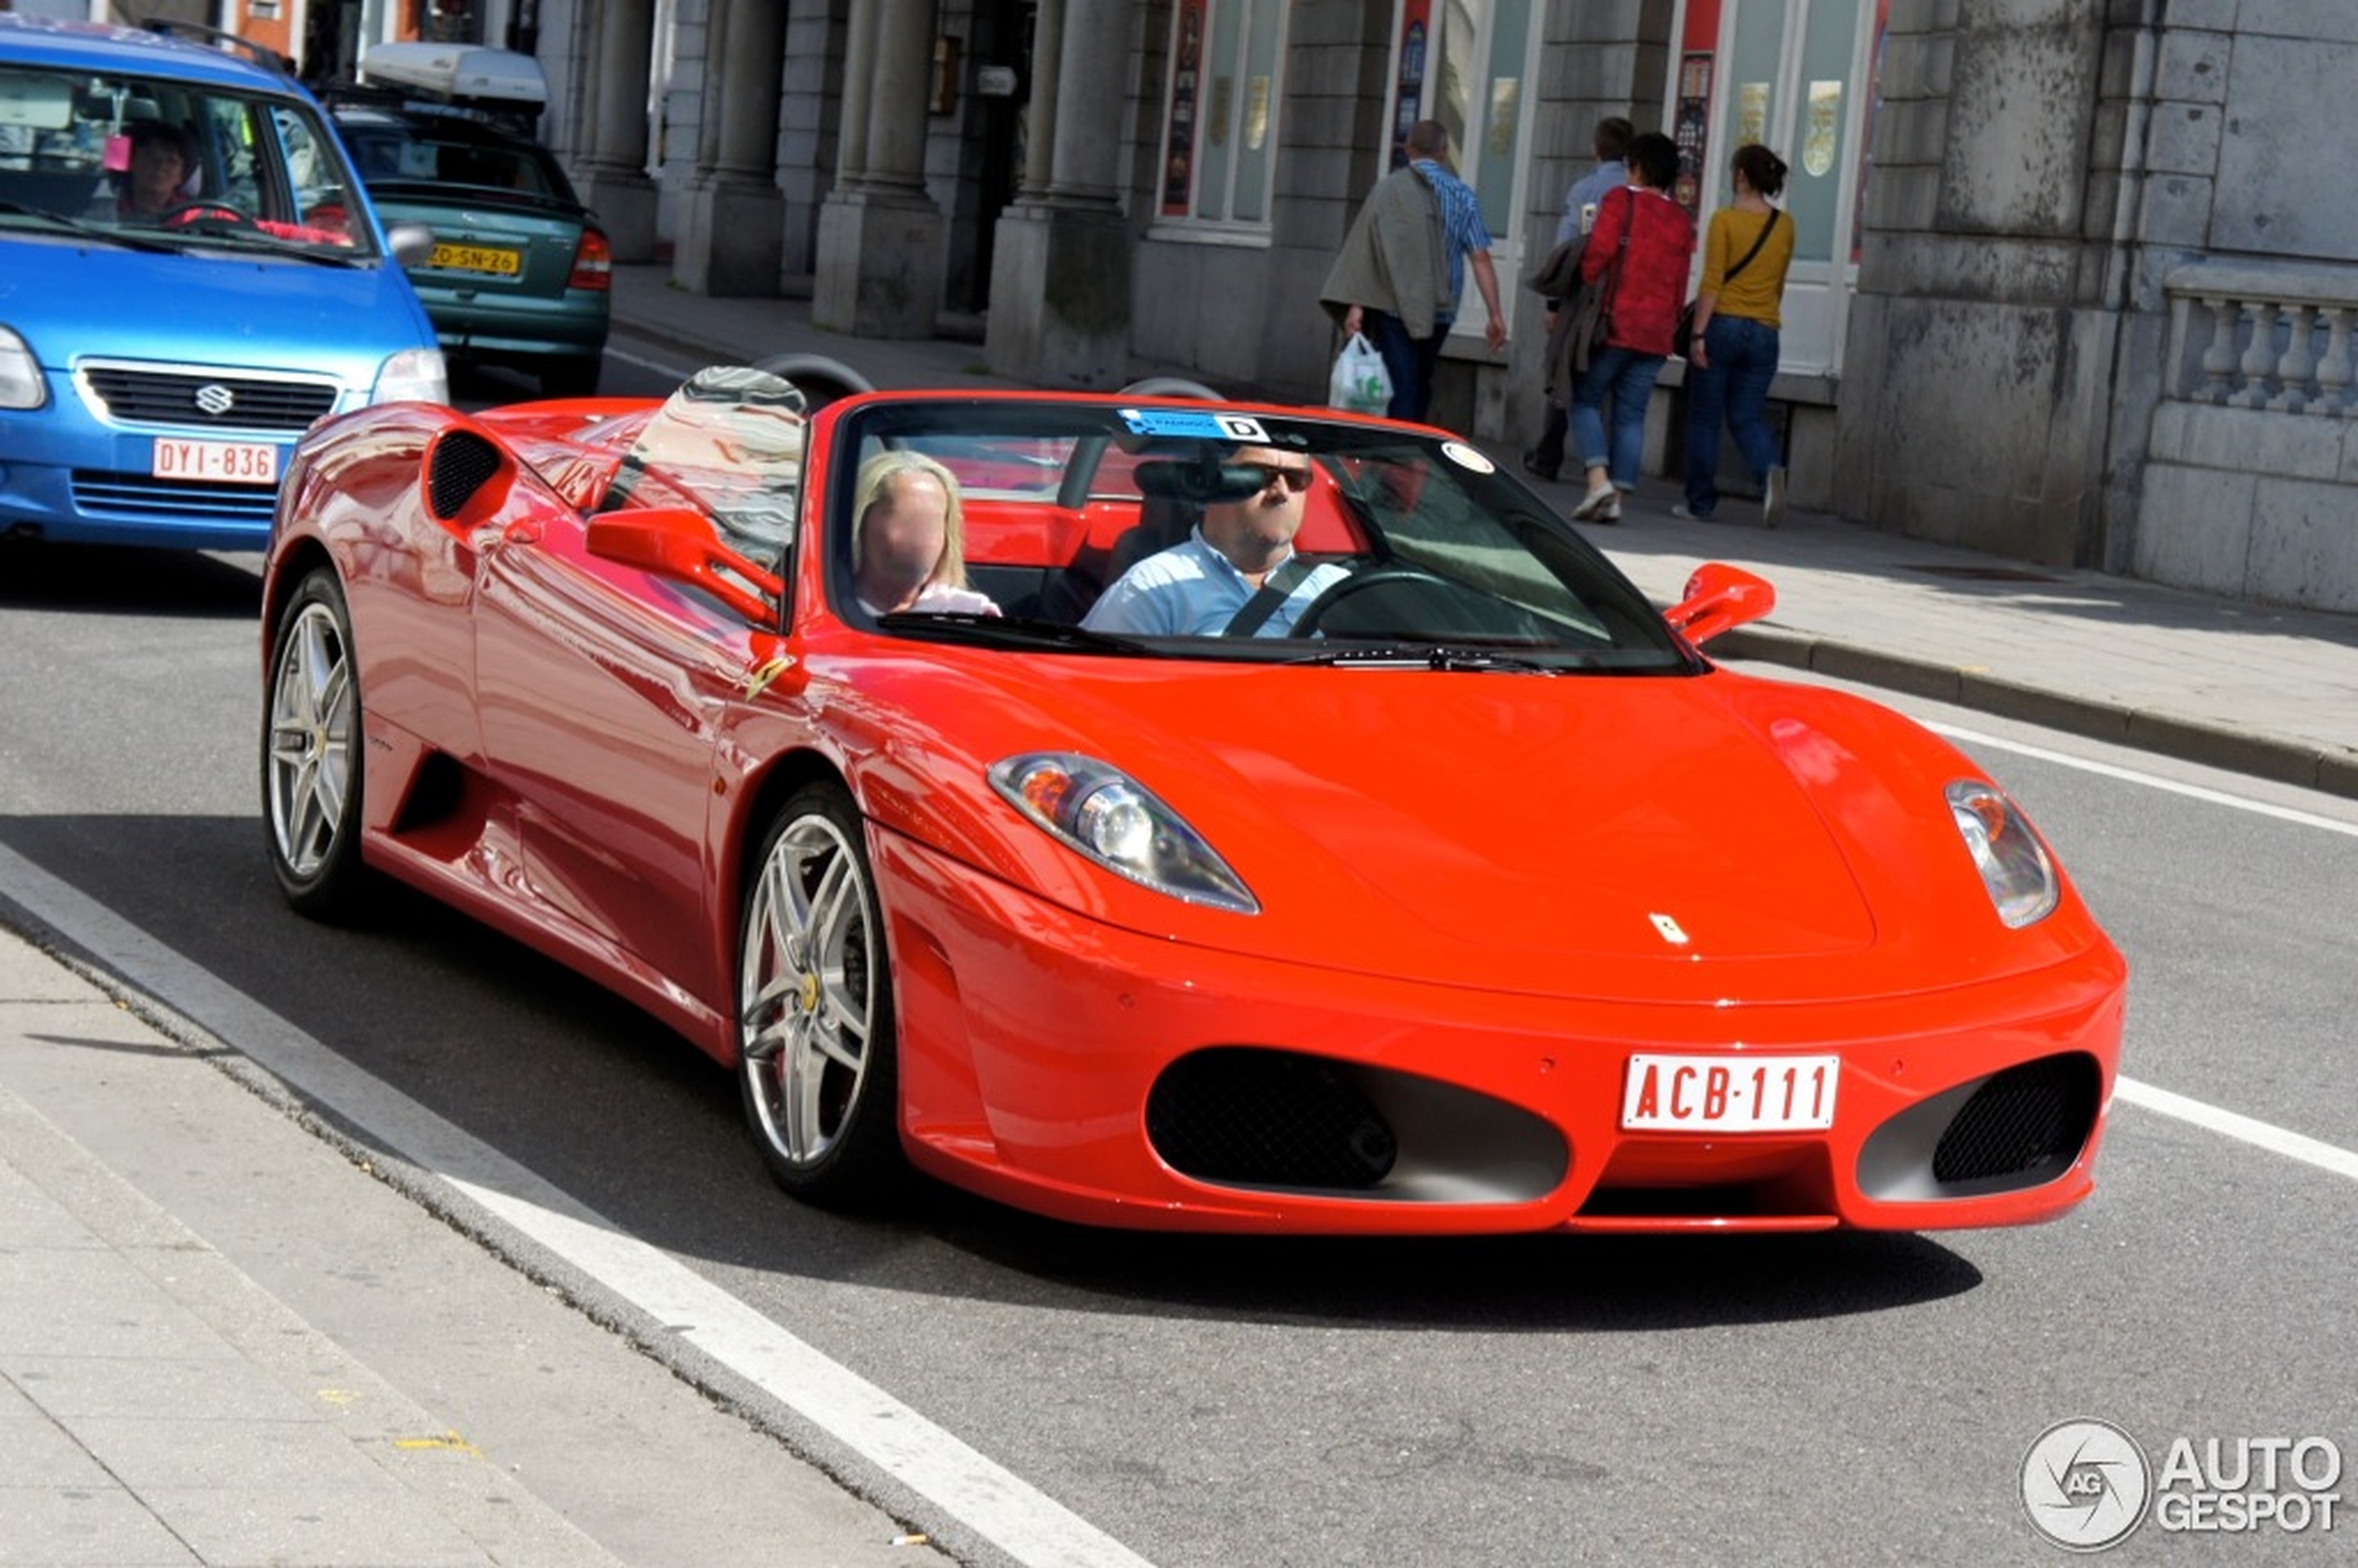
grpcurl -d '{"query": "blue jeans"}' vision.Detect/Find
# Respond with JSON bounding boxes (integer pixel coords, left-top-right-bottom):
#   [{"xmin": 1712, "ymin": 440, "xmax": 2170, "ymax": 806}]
[
  {"xmin": 1365, "ymin": 309, "xmax": 1445, "ymax": 423},
  {"xmin": 1683, "ymin": 313, "xmax": 1782, "ymax": 515},
  {"xmin": 1569, "ymin": 346, "xmax": 1665, "ymax": 491}
]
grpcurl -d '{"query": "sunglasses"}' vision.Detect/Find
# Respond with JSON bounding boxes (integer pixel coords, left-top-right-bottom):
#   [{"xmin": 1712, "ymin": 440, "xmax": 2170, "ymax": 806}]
[{"xmin": 1237, "ymin": 460, "xmax": 1313, "ymax": 494}]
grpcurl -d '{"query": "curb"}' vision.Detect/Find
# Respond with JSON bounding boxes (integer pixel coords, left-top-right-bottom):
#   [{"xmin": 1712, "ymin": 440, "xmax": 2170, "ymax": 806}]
[{"xmin": 1720, "ymin": 623, "xmax": 2358, "ymax": 801}]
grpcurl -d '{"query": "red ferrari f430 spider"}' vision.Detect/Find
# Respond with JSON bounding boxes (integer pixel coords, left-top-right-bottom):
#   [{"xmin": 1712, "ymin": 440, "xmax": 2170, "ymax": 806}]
[{"xmin": 260, "ymin": 369, "xmax": 2127, "ymax": 1235}]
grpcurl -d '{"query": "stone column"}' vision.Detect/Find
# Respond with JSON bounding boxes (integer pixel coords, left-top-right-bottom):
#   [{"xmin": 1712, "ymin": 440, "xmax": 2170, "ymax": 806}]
[
  {"xmin": 812, "ymin": 0, "xmax": 947, "ymax": 337},
  {"xmin": 985, "ymin": 1, "xmax": 1134, "ymax": 388},
  {"xmin": 571, "ymin": 0, "xmax": 658, "ymax": 262},
  {"xmin": 673, "ymin": 0, "xmax": 787, "ymax": 297}
]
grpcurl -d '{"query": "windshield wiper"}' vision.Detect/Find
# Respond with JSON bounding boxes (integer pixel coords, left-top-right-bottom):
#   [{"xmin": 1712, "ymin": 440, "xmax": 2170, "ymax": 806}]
[
  {"xmin": 874, "ymin": 611, "xmax": 1155, "ymax": 655},
  {"xmin": 1285, "ymin": 643, "xmax": 1559, "ymax": 674},
  {"xmin": 0, "ymin": 200, "xmax": 182, "ymax": 253}
]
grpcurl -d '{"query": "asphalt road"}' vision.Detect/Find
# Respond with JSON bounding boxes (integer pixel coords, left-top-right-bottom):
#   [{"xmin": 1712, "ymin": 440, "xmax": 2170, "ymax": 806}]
[{"xmin": 1, "ymin": 356, "xmax": 2353, "ymax": 1566}]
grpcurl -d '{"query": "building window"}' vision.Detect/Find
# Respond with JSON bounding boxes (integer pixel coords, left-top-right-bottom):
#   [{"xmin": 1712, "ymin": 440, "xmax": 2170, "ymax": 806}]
[
  {"xmin": 1674, "ymin": 0, "xmax": 1887, "ymax": 378},
  {"xmin": 1159, "ymin": 0, "xmax": 1287, "ymax": 227}
]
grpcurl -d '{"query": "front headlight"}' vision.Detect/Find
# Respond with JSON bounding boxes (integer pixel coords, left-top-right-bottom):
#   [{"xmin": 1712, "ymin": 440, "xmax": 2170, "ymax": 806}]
[
  {"xmin": 991, "ymin": 752, "xmax": 1259, "ymax": 914},
  {"xmin": 0, "ymin": 326, "xmax": 47, "ymax": 410},
  {"xmin": 1947, "ymin": 780, "xmax": 2059, "ymax": 927},
  {"xmin": 371, "ymin": 346, "xmax": 448, "ymax": 407}
]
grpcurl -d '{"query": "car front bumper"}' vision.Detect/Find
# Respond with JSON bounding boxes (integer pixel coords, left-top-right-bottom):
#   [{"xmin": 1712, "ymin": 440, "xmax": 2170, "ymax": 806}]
[{"xmin": 877, "ymin": 834, "xmax": 2128, "ymax": 1236}]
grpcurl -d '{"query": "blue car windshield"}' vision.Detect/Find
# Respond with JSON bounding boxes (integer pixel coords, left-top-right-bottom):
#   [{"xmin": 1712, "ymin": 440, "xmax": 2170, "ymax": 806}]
[{"xmin": 0, "ymin": 60, "xmax": 374, "ymax": 257}]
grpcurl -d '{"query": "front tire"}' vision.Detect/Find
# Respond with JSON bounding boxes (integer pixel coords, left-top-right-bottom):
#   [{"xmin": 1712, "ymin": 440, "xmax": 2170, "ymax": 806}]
[
  {"xmin": 263, "ymin": 568, "xmax": 368, "ymax": 919},
  {"xmin": 737, "ymin": 784, "xmax": 905, "ymax": 1207}
]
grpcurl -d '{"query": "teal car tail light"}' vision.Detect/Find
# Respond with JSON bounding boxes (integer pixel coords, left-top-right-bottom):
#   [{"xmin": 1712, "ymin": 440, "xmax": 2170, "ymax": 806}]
[{"xmin": 991, "ymin": 752, "xmax": 1259, "ymax": 914}]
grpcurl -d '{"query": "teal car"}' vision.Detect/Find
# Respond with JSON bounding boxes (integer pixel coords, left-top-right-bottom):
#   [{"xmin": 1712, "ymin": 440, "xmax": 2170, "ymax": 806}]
[
  {"xmin": 0, "ymin": 15, "xmax": 445, "ymax": 551},
  {"xmin": 330, "ymin": 102, "xmax": 612, "ymax": 399}
]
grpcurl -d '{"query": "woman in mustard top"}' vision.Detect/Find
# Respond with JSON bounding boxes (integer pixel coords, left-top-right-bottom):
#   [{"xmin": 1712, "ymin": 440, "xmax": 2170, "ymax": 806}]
[{"xmin": 1678, "ymin": 145, "xmax": 1794, "ymax": 525}]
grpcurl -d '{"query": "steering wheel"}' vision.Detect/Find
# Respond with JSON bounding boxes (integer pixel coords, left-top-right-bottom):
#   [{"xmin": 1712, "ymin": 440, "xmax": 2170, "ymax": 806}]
[
  {"xmin": 159, "ymin": 200, "xmax": 264, "ymax": 234},
  {"xmin": 1287, "ymin": 564, "xmax": 1458, "ymax": 638}
]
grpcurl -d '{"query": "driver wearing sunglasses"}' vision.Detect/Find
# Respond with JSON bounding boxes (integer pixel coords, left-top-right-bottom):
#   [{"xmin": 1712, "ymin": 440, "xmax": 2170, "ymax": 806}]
[{"xmin": 1082, "ymin": 446, "xmax": 1349, "ymax": 637}]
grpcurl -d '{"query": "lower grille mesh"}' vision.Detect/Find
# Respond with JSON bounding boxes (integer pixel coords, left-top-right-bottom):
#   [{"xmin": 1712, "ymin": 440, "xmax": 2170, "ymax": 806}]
[
  {"xmin": 1147, "ymin": 1048, "xmax": 1398, "ymax": 1190},
  {"xmin": 1932, "ymin": 1055, "xmax": 2100, "ymax": 1185}
]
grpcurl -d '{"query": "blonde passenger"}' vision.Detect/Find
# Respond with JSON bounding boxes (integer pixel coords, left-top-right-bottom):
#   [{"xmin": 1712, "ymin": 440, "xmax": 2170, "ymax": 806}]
[{"xmin": 850, "ymin": 449, "xmax": 998, "ymax": 616}]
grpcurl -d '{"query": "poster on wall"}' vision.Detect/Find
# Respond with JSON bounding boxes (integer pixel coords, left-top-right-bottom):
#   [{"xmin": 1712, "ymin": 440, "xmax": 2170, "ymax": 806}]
[
  {"xmin": 1673, "ymin": 52, "xmax": 1712, "ymax": 215},
  {"xmin": 1160, "ymin": 0, "xmax": 1205, "ymax": 216},
  {"xmin": 1805, "ymin": 79, "xmax": 1843, "ymax": 177},
  {"xmin": 1390, "ymin": 0, "xmax": 1430, "ymax": 166}
]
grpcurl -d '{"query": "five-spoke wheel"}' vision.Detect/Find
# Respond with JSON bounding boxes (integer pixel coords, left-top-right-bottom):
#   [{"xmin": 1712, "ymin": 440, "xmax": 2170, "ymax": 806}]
[
  {"xmin": 263, "ymin": 569, "xmax": 367, "ymax": 918},
  {"xmin": 737, "ymin": 784, "xmax": 903, "ymax": 1204}
]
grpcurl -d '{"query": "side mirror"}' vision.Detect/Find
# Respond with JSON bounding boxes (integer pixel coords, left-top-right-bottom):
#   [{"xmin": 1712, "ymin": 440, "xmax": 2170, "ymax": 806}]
[
  {"xmin": 587, "ymin": 507, "xmax": 784, "ymax": 626},
  {"xmin": 385, "ymin": 221, "xmax": 435, "ymax": 268},
  {"xmin": 1663, "ymin": 562, "xmax": 1775, "ymax": 647}
]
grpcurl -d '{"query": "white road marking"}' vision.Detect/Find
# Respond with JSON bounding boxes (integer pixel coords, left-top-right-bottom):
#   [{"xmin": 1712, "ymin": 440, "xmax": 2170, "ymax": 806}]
[
  {"xmin": 2113, "ymin": 1076, "xmax": 2358, "ymax": 1184},
  {"xmin": 1928, "ymin": 721, "xmax": 2358, "ymax": 837},
  {"xmin": 602, "ymin": 343, "xmax": 693, "ymax": 379},
  {"xmin": 0, "ymin": 844, "xmax": 1153, "ymax": 1568}
]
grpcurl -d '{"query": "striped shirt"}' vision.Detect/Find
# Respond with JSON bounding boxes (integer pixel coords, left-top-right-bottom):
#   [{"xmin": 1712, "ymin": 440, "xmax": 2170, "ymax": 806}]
[{"xmin": 1410, "ymin": 159, "xmax": 1493, "ymax": 321}]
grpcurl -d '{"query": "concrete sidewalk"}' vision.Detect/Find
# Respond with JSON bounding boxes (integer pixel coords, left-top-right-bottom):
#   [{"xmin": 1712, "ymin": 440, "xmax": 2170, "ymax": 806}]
[
  {"xmin": 0, "ymin": 925, "xmax": 938, "ymax": 1568},
  {"xmin": 607, "ymin": 263, "xmax": 2358, "ymax": 799}
]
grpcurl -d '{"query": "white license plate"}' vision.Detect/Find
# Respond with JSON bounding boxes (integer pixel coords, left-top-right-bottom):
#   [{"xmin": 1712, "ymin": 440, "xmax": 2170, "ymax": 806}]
[
  {"xmin": 151, "ymin": 439, "xmax": 279, "ymax": 485},
  {"xmin": 1621, "ymin": 1054, "xmax": 1841, "ymax": 1133}
]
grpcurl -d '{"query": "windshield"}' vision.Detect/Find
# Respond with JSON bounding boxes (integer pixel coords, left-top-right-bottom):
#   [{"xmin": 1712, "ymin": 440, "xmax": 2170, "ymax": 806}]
[
  {"xmin": 0, "ymin": 60, "xmax": 373, "ymax": 257},
  {"xmin": 823, "ymin": 397, "xmax": 1696, "ymax": 672},
  {"xmin": 338, "ymin": 112, "xmax": 579, "ymax": 205}
]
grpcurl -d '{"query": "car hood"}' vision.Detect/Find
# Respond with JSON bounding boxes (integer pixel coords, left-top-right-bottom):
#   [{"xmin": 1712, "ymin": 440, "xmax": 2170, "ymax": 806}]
[
  {"xmin": 828, "ymin": 649, "xmax": 2105, "ymax": 1004},
  {"xmin": 0, "ymin": 235, "xmax": 433, "ymax": 372}
]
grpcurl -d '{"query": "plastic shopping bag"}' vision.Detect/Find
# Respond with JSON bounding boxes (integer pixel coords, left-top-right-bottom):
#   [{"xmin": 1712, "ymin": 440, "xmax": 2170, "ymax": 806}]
[{"xmin": 1328, "ymin": 332, "xmax": 1393, "ymax": 415}]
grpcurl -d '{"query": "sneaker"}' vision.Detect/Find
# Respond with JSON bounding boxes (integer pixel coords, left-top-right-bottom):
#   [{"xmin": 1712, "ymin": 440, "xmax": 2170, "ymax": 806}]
[
  {"xmin": 1570, "ymin": 485, "xmax": 1615, "ymax": 520},
  {"xmin": 1521, "ymin": 450, "xmax": 1560, "ymax": 483},
  {"xmin": 1594, "ymin": 495, "xmax": 1621, "ymax": 524},
  {"xmin": 1762, "ymin": 469, "xmax": 1788, "ymax": 530},
  {"xmin": 1670, "ymin": 503, "xmax": 1713, "ymax": 522}
]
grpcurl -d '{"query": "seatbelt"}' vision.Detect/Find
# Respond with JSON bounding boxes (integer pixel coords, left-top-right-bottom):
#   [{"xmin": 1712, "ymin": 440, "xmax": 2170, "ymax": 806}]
[{"xmin": 1223, "ymin": 555, "xmax": 1320, "ymax": 637}]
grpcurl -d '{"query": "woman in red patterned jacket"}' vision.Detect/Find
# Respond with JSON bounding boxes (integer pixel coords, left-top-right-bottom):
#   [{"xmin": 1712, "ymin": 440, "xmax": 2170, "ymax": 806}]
[{"xmin": 1565, "ymin": 132, "xmax": 1696, "ymax": 524}]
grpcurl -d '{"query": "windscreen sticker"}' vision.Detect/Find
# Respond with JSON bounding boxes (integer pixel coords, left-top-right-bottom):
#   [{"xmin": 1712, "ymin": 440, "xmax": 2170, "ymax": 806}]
[
  {"xmin": 1442, "ymin": 440, "xmax": 1496, "ymax": 474},
  {"xmin": 1118, "ymin": 408, "xmax": 1269, "ymax": 443}
]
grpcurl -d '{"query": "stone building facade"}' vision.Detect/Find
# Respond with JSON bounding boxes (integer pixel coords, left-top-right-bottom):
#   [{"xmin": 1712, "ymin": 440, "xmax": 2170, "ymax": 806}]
[{"xmin": 439, "ymin": 0, "xmax": 2352, "ymax": 613}]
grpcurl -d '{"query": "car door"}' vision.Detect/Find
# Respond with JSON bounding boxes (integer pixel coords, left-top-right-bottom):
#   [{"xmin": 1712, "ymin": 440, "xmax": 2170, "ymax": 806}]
[{"xmin": 470, "ymin": 500, "xmax": 768, "ymax": 1012}]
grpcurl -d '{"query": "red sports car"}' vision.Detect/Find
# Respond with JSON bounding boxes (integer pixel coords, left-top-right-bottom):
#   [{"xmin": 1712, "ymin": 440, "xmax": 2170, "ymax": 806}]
[{"xmin": 259, "ymin": 368, "xmax": 2127, "ymax": 1235}]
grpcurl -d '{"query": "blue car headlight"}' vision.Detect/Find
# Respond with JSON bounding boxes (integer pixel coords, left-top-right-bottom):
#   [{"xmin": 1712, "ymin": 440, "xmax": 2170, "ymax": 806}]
[
  {"xmin": 1947, "ymin": 780, "xmax": 2059, "ymax": 927},
  {"xmin": 991, "ymin": 752, "xmax": 1259, "ymax": 914},
  {"xmin": 372, "ymin": 347, "xmax": 448, "ymax": 407},
  {"xmin": 0, "ymin": 327, "xmax": 46, "ymax": 410}
]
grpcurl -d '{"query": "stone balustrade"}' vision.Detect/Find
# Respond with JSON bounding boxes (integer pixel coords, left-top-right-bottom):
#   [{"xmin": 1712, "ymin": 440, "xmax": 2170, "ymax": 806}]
[{"xmin": 2166, "ymin": 260, "xmax": 2358, "ymax": 415}]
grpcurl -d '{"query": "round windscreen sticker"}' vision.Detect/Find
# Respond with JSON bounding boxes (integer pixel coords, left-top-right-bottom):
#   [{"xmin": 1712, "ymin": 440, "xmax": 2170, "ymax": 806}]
[{"xmin": 1443, "ymin": 440, "xmax": 1496, "ymax": 474}]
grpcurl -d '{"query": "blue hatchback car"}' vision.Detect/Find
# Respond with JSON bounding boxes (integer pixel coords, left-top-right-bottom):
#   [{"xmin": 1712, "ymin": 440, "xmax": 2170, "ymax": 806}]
[{"xmin": 0, "ymin": 16, "xmax": 446, "ymax": 551}]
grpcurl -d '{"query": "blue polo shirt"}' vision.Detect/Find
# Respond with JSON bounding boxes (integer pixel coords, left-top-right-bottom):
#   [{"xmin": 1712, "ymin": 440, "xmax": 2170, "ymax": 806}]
[
  {"xmin": 1556, "ymin": 158, "xmax": 1629, "ymax": 245},
  {"xmin": 1082, "ymin": 529, "xmax": 1347, "ymax": 637}
]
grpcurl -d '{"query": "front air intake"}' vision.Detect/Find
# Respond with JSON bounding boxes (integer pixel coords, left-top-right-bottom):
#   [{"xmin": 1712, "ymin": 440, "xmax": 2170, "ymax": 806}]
[
  {"xmin": 427, "ymin": 429, "xmax": 506, "ymax": 522},
  {"xmin": 1147, "ymin": 1048, "xmax": 1398, "ymax": 1190},
  {"xmin": 1931, "ymin": 1055, "xmax": 2101, "ymax": 1185}
]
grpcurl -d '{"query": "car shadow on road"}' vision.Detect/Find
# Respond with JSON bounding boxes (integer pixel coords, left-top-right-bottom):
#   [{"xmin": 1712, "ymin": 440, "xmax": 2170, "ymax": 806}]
[
  {"xmin": 909, "ymin": 1197, "xmax": 1985, "ymax": 1328},
  {"xmin": 0, "ymin": 540, "xmax": 260, "ymax": 617}
]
